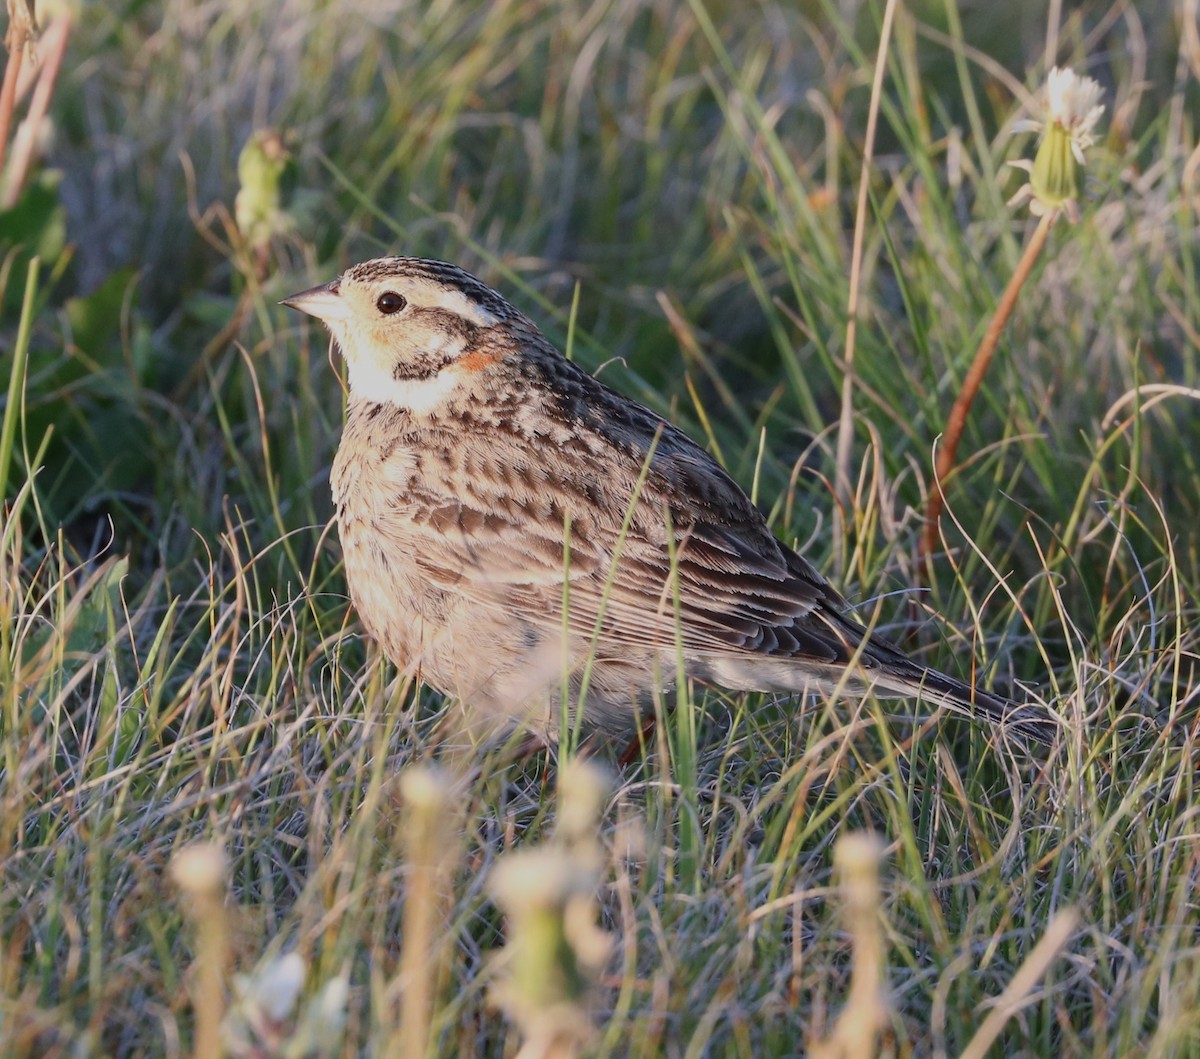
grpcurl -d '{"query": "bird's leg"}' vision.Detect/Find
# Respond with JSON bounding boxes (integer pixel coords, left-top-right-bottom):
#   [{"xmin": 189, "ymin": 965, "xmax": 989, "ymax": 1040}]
[{"xmin": 618, "ymin": 714, "xmax": 658, "ymax": 768}]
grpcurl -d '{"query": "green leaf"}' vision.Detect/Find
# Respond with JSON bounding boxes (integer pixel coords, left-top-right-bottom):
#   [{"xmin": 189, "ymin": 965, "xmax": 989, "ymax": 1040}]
[
  {"xmin": 64, "ymin": 267, "xmax": 140, "ymax": 369},
  {"xmin": 0, "ymin": 176, "xmax": 67, "ymax": 315},
  {"xmin": 66, "ymin": 556, "xmax": 129, "ymax": 661}
]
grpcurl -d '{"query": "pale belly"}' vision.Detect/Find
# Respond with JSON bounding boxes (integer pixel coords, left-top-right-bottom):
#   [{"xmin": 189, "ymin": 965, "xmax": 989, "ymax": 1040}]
[{"xmin": 331, "ymin": 421, "xmax": 656, "ymax": 740}]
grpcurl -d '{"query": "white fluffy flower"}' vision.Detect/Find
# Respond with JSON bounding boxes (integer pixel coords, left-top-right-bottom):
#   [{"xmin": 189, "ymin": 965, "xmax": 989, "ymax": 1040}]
[
  {"xmin": 1009, "ymin": 67, "xmax": 1106, "ymax": 221},
  {"xmin": 1044, "ymin": 66, "xmax": 1106, "ymax": 158},
  {"xmin": 238, "ymin": 952, "xmax": 307, "ymax": 1023}
]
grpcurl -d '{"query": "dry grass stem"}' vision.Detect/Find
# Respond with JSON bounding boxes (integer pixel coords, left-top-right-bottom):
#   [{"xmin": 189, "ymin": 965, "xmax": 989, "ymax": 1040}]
[
  {"xmin": 810, "ymin": 832, "xmax": 889, "ymax": 1059},
  {"xmin": 171, "ymin": 843, "xmax": 231, "ymax": 1059},
  {"xmin": 387, "ymin": 765, "xmax": 462, "ymax": 1059},
  {"xmin": 957, "ymin": 908, "xmax": 1080, "ymax": 1059}
]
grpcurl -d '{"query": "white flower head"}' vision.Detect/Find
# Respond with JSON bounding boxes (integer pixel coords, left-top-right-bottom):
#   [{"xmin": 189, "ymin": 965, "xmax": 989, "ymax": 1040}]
[
  {"xmin": 238, "ymin": 952, "xmax": 307, "ymax": 1023},
  {"xmin": 1009, "ymin": 66, "xmax": 1106, "ymax": 222},
  {"xmin": 224, "ymin": 951, "xmax": 330, "ymax": 1057},
  {"xmin": 1045, "ymin": 66, "xmax": 1106, "ymax": 159},
  {"xmin": 292, "ymin": 974, "xmax": 351, "ymax": 1054}
]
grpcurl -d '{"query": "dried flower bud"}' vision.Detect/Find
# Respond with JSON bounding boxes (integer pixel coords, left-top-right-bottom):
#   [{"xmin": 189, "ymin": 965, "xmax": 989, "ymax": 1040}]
[
  {"xmin": 489, "ymin": 848, "xmax": 609, "ymax": 1058},
  {"xmin": 556, "ymin": 758, "xmax": 613, "ymax": 848},
  {"xmin": 234, "ymin": 128, "xmax": 298, "ymax": 256},
  {"xmin": 170, "ymin": 842, "xmax": 228, "ymax": 897}
]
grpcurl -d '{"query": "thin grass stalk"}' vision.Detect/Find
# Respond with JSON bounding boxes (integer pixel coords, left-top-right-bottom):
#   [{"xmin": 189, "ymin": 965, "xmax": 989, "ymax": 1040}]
[
  {"xmin": 921, "ymin": 210, "xmax": 1055, "ymax": 572},
  {"xmin": 0, "ymin": 255, "xmax": 37, "ymax": 507},
  {"xmin": 663, "ymin": 505, "xmax": 701, "ymax": 892},
  {"xmin": 957, "ymin": 908, "xmax": 1078, "ymax": 1059},
  {"xmin": 834, "ymin": 0, "xmax": 900, "ymax": 574}
]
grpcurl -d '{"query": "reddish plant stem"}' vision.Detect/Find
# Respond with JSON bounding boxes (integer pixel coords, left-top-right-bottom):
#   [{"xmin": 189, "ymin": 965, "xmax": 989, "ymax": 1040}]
[
  {"xmin": 0, "ymin": 27, "xmax": 24, "ymax": 179},
  {"xmin": 2, "ymin": 15, "xmax": 69, "ymax": 208},
  {"xmin": 921, "ymin": 209, "xmax": 1056, "ymax": 573}
]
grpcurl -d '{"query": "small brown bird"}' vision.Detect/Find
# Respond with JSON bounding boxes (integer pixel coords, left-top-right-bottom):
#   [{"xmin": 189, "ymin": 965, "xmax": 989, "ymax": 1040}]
[{"xmin": 283, "ymin": 258, "xmax": 1053, "ymax": 745}]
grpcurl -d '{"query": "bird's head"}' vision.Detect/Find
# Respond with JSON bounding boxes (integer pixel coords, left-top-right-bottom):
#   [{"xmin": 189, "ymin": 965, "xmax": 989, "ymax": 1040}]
[{"xmin": 282, "ymin": 257, "xmax": 518, "ymax": 412}]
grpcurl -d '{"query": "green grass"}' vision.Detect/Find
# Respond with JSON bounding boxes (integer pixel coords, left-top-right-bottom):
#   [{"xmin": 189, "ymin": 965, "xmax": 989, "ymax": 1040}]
[{"xmin": 2, "ymin": 0, "xmax": 1199, "ymax": 1054}]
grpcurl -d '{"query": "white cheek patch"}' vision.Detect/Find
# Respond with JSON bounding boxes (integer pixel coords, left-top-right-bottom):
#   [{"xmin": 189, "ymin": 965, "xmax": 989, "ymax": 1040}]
[
  {"xmin": 328, "ymin": 271, "xmax": 500, "ymax": 414},
  {"xmin": 403, "ymin": 278, "xmax": 500, "ymax": 328},
  {"xmin": 346, "ymin": 355, "xmax": 464, "ymax": 414}
]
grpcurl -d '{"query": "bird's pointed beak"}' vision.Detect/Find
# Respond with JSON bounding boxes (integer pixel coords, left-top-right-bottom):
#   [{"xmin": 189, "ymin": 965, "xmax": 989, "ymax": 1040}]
[{"xmin": 280, "ymin": 281, "xmax": 351, "ymax": 323}]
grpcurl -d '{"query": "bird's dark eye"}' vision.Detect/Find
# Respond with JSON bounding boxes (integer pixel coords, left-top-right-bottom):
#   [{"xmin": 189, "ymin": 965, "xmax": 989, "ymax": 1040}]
[{"xmin": 376, "ymin": 291, "xmax": 407, "ymax": 315}]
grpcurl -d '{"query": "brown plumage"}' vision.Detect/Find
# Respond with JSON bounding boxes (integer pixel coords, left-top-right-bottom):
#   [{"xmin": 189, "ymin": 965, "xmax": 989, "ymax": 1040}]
[{"xmin": 283, "ymin": 257, "xmax": 1054, "ymax": 745}]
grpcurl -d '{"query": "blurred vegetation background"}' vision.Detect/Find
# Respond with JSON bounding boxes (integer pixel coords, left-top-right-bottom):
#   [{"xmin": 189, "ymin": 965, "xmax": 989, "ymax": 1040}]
[
  {"xmin": 16, "ymin": 0, "xmax": 1198, "ymax": 578},
  {"xmin": 2, "ymin": 0, "xmax": 1199, "ymax": 1054}
]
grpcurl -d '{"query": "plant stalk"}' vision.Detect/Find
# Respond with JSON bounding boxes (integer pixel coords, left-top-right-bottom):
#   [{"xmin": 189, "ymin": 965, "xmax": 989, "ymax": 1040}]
[{"xmin": 921, "ymin": 209, "xmax": 1055, "ymax": 572}]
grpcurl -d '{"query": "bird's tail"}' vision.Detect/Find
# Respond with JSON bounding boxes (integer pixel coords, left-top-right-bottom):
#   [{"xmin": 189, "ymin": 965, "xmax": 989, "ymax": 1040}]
[
  {"xmin": 832, "ymin": 611, "xmax": 1058, "ymax": 744},
  {"xmin": 698, "ymin": 639, "xmax": 1057, "ymax": 745},
  {"xmin": 866, "ymin": 663, "xmax": 1057, "ymax": 745}
]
